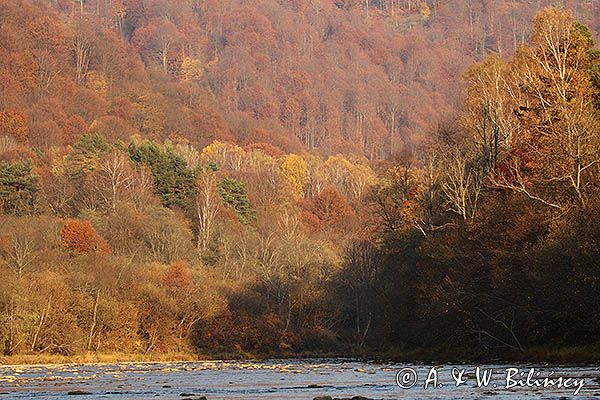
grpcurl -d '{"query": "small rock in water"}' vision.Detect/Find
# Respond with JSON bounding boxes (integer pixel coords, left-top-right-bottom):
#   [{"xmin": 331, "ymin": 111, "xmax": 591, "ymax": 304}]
[
  {"xmin": 162, "ymin": 385, "xmax": 172, "ymax": 388},
  {"xmin": 179, "ymin": 394, "xmax": 207, "ymax": 400},
  {"xmin": 313, "ymin": 397, "xmax": 333, "ymax": 400},
  {"xmin": 67, "ymin": 391, "xmax": 93, "ymax": 395},
  {"xmin": 308, "ymin": 384, "xmax": 325, "ymax": 388},
  {"xmin": 330, "ymin": 397, "xmax": 376, "ymax": 400}
]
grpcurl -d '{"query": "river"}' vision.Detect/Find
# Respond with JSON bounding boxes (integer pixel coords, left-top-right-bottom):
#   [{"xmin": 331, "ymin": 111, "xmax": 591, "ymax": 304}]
[{"xmin": 1, "ymin": 360, "xmax": 599, "ymax": 399}]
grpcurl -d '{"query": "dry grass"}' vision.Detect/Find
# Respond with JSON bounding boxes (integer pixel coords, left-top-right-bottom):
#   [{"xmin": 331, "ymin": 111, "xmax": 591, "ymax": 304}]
[
  {"xmin": 0, "ymin": 352, "xmax": 203, "ymax": 366},
  {"xmin": 520, "ymin": 345, "xmax": 600, "ymax": 364}
]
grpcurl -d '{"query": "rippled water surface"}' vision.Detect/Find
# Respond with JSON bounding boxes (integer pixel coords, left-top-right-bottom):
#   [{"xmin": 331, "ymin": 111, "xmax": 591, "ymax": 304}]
[{"xmin": 1, "ymin": 360, "xmax": 599, "ymax": 399}]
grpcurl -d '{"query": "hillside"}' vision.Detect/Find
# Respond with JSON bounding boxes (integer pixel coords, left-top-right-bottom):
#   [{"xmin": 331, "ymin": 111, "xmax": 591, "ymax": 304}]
[{"xmin": 1, "ymin": 0, "xmax": 598, "ymax": 159}]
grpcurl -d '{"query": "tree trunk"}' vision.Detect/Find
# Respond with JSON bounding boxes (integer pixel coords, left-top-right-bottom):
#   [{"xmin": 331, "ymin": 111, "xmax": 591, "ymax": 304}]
[
  {"xmin": 87, "ymin": 290, "xmax": 100, "ymax": 351},
  {"xmin": 31, "ymin": 296, "xmax": 52, "ymax": 352}
]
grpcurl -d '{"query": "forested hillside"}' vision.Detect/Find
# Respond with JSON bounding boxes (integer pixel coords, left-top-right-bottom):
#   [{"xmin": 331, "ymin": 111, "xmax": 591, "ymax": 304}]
[
  {"xmin": 0, "ymin": 1, "xmax": 599, "ymax": 361},
  {"xmin": 1, "ymin": 0, "xmax": 599, "ymax": 157}
]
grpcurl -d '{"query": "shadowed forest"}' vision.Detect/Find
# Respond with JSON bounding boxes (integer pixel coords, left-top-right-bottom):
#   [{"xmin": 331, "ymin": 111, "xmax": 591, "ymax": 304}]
[{"xmin": 0, "ymin": 0, "xmax": 599, "ymax": 361}]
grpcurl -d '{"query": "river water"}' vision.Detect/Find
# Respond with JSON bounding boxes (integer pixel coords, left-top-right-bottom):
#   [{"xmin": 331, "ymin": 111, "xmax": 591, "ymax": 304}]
[{"xmin": 0, "ymin": 360, "xmax": 599, "ymax": 399}]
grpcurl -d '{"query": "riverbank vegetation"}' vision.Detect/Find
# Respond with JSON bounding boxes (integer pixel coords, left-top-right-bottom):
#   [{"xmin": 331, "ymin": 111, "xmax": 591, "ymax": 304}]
[{"xmin": 0, "ymin": 0, "xmax": 599, "ymax": 363}]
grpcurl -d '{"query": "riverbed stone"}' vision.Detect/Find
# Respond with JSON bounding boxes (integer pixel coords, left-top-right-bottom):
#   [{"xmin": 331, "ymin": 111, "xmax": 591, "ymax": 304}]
[{"xmin": 314, "ymin": 397, "xmax": 376, "ymax": 400}]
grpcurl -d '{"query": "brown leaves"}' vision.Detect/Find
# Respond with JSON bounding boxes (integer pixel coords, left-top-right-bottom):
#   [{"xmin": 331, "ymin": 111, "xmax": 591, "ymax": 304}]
[{"xmin": 301, "ymin": 187, "xmax": 354, "ymax": 232}]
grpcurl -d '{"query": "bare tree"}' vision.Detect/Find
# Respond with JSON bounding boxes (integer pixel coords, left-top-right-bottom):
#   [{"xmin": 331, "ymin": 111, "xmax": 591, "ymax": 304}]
[
  {"xmin": 441, "ymin": 149, "xmax": 484, "ymax": 223},
  {"xmin": 196, "ymin": 172, "xmax": 219, "ymax": 252},
  {"xmin": 3, "ymin": 235, "xmax": 36, "ymax": 279},
  {"xmin": 93, "ymin": 151, "xmax": 135, "ymax": 210},
  {"xmin": 73, "ymin": 23, "xmax": 94, "ymax": 83}
]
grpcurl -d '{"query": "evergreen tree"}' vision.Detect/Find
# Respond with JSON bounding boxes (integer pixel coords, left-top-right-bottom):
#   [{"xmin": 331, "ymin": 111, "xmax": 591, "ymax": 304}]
[
  {"xmin": 128, "ymin": 140, "xmax": 197, "ymax": 209},
  {"xmin": 217, "ymin": 178, "xmax": 256, "ymax": 225},
  {"xmin": 0, "ymin": 160, "xmax": 38, "ymax": 215}
]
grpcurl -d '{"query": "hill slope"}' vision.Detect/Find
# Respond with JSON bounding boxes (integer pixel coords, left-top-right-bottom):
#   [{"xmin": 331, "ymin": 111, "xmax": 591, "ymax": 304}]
[{"xmin": 1, "ymin": 0, "xmax": 598, "ymax": 159}]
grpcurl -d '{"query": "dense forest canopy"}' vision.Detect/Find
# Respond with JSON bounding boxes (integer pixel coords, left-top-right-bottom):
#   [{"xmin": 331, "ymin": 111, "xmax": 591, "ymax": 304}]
[
  {"xmin": 1, "ymin": 0, "xmax": 598, "ymax": 157},
  {"xmin": 0, "ymin": 1, "xmax": 599, "ymax": 360}
]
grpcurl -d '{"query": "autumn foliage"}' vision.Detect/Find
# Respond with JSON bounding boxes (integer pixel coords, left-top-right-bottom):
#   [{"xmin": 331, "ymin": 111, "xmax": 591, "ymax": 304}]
[
  {"xmin": 0, "ymin": 110, "xmax": 28, "ymax": 143},
  {"xmin": 161, "ymin": 261, "xmax": 192, "ymax": 292},
  {"xmin": 301, "ymin": 188, "xmax": 354, "ymax": 232},
  {"xmin": 0, "ymin": 1, "xmax": 598, "ymax": 362},
  {"xmin": 60, "ymin": 219, "xmax": 111, "ymax": 254}
]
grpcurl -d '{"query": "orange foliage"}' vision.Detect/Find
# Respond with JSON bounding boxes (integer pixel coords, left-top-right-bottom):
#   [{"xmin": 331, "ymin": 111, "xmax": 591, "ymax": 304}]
[
  {"xmin": 244, "ymin": 142, "xmax": 285, "ymax": 158},
  {"xmin": 60, "ymin": 219, "xmax": 111, "ymax": 254},
  {"xmin": 161, "ymin": 261, "xmax": 192, "ymax": 291},
  {"xmin": 0, "ymin": 109, "xmax": 29, "ymax": 143}
]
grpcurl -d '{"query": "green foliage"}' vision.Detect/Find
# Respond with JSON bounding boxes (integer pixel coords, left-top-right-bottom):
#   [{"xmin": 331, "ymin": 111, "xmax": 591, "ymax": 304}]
[
  {"xmin": 67, "ymin": 133, "xmax": 111, "ymax": 177},
  {"xmin": 217, "ymin": 178, "xmax": 256, "ymax": 225},
  {"xmin": 128, "ymin": 140, "xmax": 197, "ymax": 209},
  {"xmin": 0, "ymin": 160, "xmax": 38, "ymax": 215},
  {"xmin": 574, "ymin": 22, "xmax": 595, "ymax": 47}
]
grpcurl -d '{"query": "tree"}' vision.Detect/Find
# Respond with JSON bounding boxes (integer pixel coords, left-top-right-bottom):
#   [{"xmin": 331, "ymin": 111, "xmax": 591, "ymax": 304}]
[
  {"xmin": 0, "ymin": 218, "xmax": 46, "ymax": 279},
  {"xmin": 371, "ymin": 165, "xmax": 413, "ymax": 233},
  {"xmin": 161, "ymin": 260, "xmax": 192, "ymax": 292},
  {"xmin": 491, "ymin": 9, "xmax": 600, "ymax": 211},
  {"xmin": 0, "ymin": 160, "xmax": 38, "ymax": 215},
  {"xmin": 132, "ymin": 19, "xmax": 183, "ymax": 74},
  {"xmin": 128, "ymin": 140, "xmax": 197, "ymax": 209},
  {"xmin": 66, "ymin": 133, "xmax": 112, "ymax": 178},
  {"xmin": 201, "ymin": 141, "xmax": 245, "ymax": 172},
  {"xmin": 301, "ymin": 188, "xmax": 353, "ymax": 232},
  {"xmin": 91, "ymin": 150, "xmax": 135, "ymax": 210},
  {"xmin": 217, "ymin": 178, "xmax": 256, "ymax": 225},
  {"xmin": 181, "ymin": 57, "xmax": 204, "ymax": 81},
  {"xmin": 279, "ymin": 154, "xmax": 308, "ymax": 200},
  {"xmin": 322, "ymin": 155, "xmax": 376, "ymax": 199},
  {"xmin": 462, "ymin": 55, "xmax": 516, "ymax": 172},
  {"xmin": 0, "ymin": 110, "xmax": 29, "ymax": 143},
  {"xmin": 196, "ymin": 171, "xmax": 219, "ymax": 252},
  {"xmin": 73, "ymin": 21, "xmax": 95, "ymax": 83},
  {"xmin": 141, "ymin": 207, "xmax": 195, "ymax": 264},
  {"xmin": 60, "ymin": 219, "xmax": 111, "ymax": 254},
  {"xmin": 440, "ymin": 148, "xmax": 484, "ymax": 223}
]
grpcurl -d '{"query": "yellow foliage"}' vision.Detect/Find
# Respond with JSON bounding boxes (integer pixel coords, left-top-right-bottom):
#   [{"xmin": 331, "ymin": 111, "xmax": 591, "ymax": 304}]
[
  {"xmin": 280, "ymin": 154, "xmax": 308, "ymax": 200},
  {"xmin": 421, "ymin": 3, "xmax": 431, "ymax": 19},
  {"xmin": 181, "ymin": 57, "xmax": 204, "ymax": 81},
  {"xmin": 86, "ymin": 71, "xmax": 108, "ymax": 95},
  {"xmin": 51, "ymin": 155, "xmax": 69, "ymax": 176},
  {"xmin": 301, "ymin": 153, "xmax": 327, "ymax": 197},
  {"xmin": 323, "ymin": 155, "xmax": 376, "ymax": 199},
  {"xmin": 245, "ymin": 149, "xmax": 276, "ymax": 172},
  {"xmin": 201, "ymin": 140, "xmax": 246, "ymax": 171}
]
